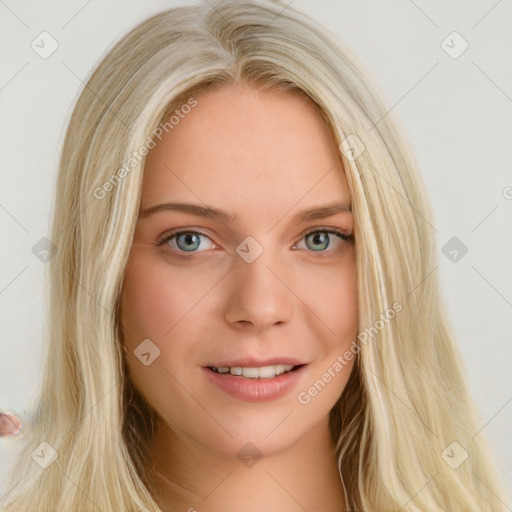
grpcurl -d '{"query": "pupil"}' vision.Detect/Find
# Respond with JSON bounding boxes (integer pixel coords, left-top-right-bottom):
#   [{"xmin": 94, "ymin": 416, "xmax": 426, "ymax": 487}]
[
  {"xmin": 307, "ymin": 232, "xmax": 329, "ymax": 251},
  {"xmin": 178, "ymin": 233, "xmax": 200, "ymax": 251}
]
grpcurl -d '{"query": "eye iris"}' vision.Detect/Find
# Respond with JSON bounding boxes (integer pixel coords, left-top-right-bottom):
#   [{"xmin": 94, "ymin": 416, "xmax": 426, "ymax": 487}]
[
  {"xmin": 177, "ymin": 232, "xmax": 201, "ymax": 251},
  {"xmin": 306, "ymin": 232, "xmax": 329, "ymax": 251}
]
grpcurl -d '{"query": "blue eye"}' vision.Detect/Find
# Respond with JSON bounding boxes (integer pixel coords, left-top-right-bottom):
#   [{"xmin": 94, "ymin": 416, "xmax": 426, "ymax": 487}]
[
  {"xmin": 158, "ymin": 231, "xmax": 214, "ymax": 252},
  {"xmin": 176, "ymin": 232, "xmax": 201, "ymax": 251},
  {"xmin": 157, "ymin": 228, "xmax": 352, "ymax": 258},
  {"xmin": 306, "ymin": 231, "xmax": 330, "ymax": 251},
  {"xmin": 297, "ymin": 230, "xmax": 351, "ymax": 252}
]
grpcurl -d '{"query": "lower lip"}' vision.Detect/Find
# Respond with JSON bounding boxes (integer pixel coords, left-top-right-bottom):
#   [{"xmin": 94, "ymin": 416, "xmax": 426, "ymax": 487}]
[{"xmin": 203, "ymin": 365, "xmax": 307, "ymax": 402}]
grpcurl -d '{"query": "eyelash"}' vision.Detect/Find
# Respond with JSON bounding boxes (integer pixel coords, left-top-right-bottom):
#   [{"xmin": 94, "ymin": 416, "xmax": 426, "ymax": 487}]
[{"xmin": 156, "ymin": 228, "xmax": 353, "ymax": 260}]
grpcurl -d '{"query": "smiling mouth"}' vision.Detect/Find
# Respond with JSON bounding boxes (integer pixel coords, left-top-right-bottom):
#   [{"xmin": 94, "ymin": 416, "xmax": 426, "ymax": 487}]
[{"xmin": 206, "ymin": 364, "xmax": 305, "ymax": 379}]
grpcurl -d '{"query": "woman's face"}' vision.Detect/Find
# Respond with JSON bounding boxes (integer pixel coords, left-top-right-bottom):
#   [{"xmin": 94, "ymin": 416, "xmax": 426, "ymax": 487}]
[{"xmin": 120, "ymin": 83, "xmax": 358, "ymax": 458}]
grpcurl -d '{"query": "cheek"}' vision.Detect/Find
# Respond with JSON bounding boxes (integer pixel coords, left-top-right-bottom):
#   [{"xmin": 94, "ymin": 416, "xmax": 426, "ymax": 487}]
[
  {"xmin": 120, "ymin": 252, "xmax": 202, "ymax": 409},
  {"xmin": 295, "ymin": 256, "xmax": 357, "ymax": 413},
  {"xmin": 120, "ymin": 249, "xmax": 226, "ymax": 401},
  {"xmin": 121, "ymin": 270, "xmax": 171, "ymax": 345},
  {"xmin": 304, "ymin": 250, "xmax": 358, "ymax": 345},
  {"xmin": 120, "ymin": 250, "xmax": 205, "ymax": 345}
]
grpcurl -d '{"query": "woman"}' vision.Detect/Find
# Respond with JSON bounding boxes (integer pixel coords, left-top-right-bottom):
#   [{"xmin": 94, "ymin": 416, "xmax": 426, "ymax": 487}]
[{"xmin": 2, "ymin": 0, "xmax": 507, "ymax": 510}]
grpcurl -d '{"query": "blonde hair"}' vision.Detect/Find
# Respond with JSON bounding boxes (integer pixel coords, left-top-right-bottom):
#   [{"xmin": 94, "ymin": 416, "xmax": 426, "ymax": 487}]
[{"xmin": 2, "ymin": 1, "xmax": 507, "ymax": 510}]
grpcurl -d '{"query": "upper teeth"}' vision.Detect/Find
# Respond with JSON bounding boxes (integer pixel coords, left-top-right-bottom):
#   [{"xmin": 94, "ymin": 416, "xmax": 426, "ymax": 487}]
[{"xmin": 211, "ymin": 365, "xmax": 295, "ymax": 379}]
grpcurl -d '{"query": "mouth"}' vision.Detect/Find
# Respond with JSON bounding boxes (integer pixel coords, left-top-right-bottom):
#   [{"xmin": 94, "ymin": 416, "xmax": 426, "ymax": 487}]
[
  {"xmin": 206, "ymin": 364, "xmax": 305, "ymax": 379},
  {"xmin": 203, "ymin": 362, "xmax": 308, "ymax": 402}
]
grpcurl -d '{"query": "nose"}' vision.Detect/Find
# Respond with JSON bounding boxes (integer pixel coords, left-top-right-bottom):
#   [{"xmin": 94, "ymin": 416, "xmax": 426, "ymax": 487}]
[{"xmin": 223, "ymin": 246, "xmax": 294, "ymax": 330}]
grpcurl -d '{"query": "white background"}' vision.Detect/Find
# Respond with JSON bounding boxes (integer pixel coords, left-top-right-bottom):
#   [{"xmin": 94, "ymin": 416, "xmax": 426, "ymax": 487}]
[{"xmin": 1, "ymin": 0, "xmax": 511, "ymax": 503}]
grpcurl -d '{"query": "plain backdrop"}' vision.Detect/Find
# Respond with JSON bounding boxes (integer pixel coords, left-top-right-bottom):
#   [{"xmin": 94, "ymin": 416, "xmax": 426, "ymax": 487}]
[{"xmin": 1, "ymin": 0, "xmax": 511, "ymax": 502}]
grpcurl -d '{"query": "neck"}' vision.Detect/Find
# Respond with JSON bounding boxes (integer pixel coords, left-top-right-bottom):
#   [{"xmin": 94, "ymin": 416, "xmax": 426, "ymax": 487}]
[{"xmin": 147, "ymin": 415, "xmax": 347, "ymax": 511}]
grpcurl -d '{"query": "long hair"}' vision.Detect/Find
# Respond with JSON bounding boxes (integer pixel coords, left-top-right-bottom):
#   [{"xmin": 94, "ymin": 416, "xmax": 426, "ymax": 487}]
[{"xmin": 2, "ymin": 1, "xmax": 507, "ymax": 510}]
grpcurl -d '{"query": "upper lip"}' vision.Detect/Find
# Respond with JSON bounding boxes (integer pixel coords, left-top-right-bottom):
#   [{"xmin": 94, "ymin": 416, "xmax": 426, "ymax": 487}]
[{"xmin": 205, "ymin": 357, "xmax": 307, "ymax": 368}]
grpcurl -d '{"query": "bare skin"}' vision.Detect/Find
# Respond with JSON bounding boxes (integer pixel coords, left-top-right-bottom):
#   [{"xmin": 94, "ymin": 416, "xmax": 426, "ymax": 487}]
[
  {"xmin": 120, "ymin": 82, "xmax": 357, "ymax": 511},
  {"xmin": 0, "ymin": 412, "xmax": 21, "ymax": 437}
]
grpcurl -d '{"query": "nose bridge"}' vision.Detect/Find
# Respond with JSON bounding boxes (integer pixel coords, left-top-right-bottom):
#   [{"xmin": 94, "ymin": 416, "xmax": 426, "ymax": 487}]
[{"xmin": 224, "ymin": 238, "xmax": 294, "ymax": 328}]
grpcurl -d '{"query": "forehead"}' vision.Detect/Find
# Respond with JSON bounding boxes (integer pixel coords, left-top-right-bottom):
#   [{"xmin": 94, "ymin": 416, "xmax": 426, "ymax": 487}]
[{"xmin": 141, "ymin": 83, "xmax": 350, "ymax": 209}]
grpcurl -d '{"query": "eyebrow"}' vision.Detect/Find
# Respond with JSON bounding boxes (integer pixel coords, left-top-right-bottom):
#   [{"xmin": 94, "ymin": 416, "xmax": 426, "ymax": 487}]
[{"xmin": 139, "ymin": 201, "xmax": 351, "ymax": 223}]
